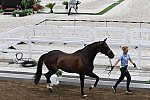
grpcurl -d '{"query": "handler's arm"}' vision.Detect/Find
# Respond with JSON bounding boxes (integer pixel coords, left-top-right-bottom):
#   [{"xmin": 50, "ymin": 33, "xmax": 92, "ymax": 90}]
[
  {"xmin": 114, "ymin": 59, "xmax": 120, "ymax": 67},
  {"xmin": 129, "ymin": 58, "xmax": 136, "ymax": 68},
  {"xmin": 129, "ymin": 58, "xmax": 134, "ymax": 64}
]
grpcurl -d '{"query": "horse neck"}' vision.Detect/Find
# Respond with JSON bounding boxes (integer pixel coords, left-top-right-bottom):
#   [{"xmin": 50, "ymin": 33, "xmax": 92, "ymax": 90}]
[{"xmin": 78, "ymin": 43, "xmax": 102, "ymax": 63}]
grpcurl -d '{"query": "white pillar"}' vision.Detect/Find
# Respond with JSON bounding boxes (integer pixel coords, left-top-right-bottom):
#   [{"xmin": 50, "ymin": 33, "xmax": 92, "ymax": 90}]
[
  {"xmin": 137, "ymin": 44, "xmax": 141, "ymax": 69},
  {"xmin": 28, "ymin": 38, "xmax": 32, "ymax": 59}
]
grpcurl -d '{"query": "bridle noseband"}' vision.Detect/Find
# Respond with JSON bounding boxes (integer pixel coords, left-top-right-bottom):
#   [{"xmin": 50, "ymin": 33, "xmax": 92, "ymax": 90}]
[{"xmin": 107, "ymin": 50, "xmax": 112, "ymax": 55}]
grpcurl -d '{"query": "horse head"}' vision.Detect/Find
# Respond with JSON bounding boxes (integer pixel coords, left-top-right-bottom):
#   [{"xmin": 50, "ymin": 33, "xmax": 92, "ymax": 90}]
[{"xmin": 100, "ymin": 38, "xmax": 115, "ymax": 59}]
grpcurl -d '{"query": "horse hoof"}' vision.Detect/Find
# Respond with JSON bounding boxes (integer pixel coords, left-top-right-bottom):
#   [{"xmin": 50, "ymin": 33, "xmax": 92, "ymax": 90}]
[
  {"xmin": 64, "ymin": 43, "xmax": 67, "ymax": 45},
  {"xmin": 49, "ymin": 88, "xmax": 54, "ymax": 92},
  {"xmin": 83, "ymin": 94, "xmax": 87, "ymax": 98},
  {"xmin": 89, "ymin": 85, "xmax": 94, "ymax": 90}
]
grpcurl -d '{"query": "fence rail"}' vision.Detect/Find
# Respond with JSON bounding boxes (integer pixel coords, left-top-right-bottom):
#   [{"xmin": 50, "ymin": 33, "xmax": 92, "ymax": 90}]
[
  {"xmin": 0, "ymin": 25, "xmax": 150, "ymax": 70},
  {"xmin": 36, "ymin": 19, "xmax": 150, "ymax": 29}
]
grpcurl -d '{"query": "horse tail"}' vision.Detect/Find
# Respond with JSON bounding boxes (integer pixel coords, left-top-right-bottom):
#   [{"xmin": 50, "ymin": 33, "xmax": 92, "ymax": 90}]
[{"xmin": 34, "ymin": 53, "xmax": 46, "ymax": 85}]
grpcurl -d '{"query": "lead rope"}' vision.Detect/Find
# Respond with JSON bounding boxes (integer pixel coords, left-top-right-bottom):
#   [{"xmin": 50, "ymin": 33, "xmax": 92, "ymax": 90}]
[{"xmin": 107, "ymin": 59, "xmax": 114, "ymax": 77}]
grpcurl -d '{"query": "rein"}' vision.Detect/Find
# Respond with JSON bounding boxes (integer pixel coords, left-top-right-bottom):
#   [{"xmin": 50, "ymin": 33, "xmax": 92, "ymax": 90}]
[{"xmin": 105, "ymin": 59, "xmax": 114, "ymax": 77}]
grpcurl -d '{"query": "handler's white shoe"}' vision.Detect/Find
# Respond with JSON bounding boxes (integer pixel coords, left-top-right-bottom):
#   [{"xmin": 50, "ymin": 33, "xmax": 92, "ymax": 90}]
[{"xmin": 125, "ymin": 89, "xmax": 133, "ymax": 95}]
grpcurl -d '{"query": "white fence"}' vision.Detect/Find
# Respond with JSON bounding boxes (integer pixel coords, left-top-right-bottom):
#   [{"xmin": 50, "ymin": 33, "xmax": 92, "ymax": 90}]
[
  {"xmin": 40, "ymin": 0, "xmax": 63, "ymax": 5},
  {"xmin": 94, "ymin": 27, "xmax": 129, "ymax": 46},
  {"xmin": 0, "ymin": 25, "xmax": 150, "ymax": 70}
]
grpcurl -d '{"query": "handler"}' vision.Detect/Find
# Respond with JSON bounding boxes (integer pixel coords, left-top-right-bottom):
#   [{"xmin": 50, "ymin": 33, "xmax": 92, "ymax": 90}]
[
  {"xmin": 68, "ymin": 0, "xmax": 81, "ymax": 15},
  {"xmin": 112, "ymin": 45, "xmax": 136, "ymax": 94}
]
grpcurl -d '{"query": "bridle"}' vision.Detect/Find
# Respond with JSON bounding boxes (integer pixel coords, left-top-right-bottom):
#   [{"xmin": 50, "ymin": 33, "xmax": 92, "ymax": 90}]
[{"xmin": 107, "ymin": 50, "xmax": 112, "ymax": 56}]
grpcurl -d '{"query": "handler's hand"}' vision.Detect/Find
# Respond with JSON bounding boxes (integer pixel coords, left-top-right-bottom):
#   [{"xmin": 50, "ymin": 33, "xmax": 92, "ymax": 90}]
[{"xmin": 133, "ymin": 63, "xmax": 136, "ymax": 68}]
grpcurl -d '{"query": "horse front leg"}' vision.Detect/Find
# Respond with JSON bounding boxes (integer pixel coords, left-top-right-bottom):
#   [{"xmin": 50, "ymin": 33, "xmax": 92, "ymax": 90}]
[
  {"xmin": 79, "ymin": 74, "xmax": 87, "ymax": 98},
  {"xmin": 87, "ymin": 72, "xmax": 100, "ymax": 90}
]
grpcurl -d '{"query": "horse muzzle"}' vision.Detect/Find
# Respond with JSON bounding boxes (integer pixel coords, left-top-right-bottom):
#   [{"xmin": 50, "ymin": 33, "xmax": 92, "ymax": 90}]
[{"xmin": 107, "ymin": 50, "xmax": 115, "ymax": 59}]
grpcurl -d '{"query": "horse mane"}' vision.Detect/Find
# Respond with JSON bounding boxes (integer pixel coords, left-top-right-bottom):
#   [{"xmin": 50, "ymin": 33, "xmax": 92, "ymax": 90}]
[
  {"xmin": 84, "ymin": 41, "xmax": 101, "ymax": 48},
  {"xmin": 74, "ymin": 41, "xmax": 101, "ymax": 54}
]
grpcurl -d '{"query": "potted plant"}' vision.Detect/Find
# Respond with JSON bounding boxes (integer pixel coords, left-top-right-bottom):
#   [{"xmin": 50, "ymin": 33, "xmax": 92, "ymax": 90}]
[
  {"xmin": 28, "ymin": 9, "xmax": 33, "ymax": 15},
  {"xmin": 13, "ymin": 10, "xmax": 29, "ymax": 17},
  {"xmin": 62, "ymin": 1, "xmax": 68, "ymax": 12},
  {"xmin": 13, "ymin": 10, "xmax": 21, "ymax": 17},
  {"xmin": 0, "ymin": 9, "xmax": 3, "ymax": 15},
  {"xmin": 21, "ymin": 0, "xmax": 31, "ymax": 9},
  {"xmin": 33, "ymin": 3, "xmax": 42, "ymax": 13},
  {"xmin": 34, "ymin": 0, "xmax": 41, "ymax": 4},
  {"xmin": 50, "ymin": 69, "xmax": 62, "ymax": 85},
  {"xmin": 24, "ymin": 9, "xmax": 29, "ymax": 15},
  {"xmin": 55, "ymin": 69, "xmax": 62, "ymax": 77},
  {"xmin": 46, "ymin": 3, "xmax": 56, "ymax": 13},
  {"xmin": 147, "ymin": 80, "xmax": 150, "ymax": 84}
]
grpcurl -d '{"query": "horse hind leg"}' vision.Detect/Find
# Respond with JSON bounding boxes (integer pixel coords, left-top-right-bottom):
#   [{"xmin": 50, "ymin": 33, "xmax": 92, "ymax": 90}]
[{"xmin": 45, "ymin": 68, "xmax": 57, "ymax": 92}]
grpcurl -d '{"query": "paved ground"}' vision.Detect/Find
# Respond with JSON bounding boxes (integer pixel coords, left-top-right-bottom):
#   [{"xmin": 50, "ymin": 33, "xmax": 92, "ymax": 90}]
[{"xmin": 0, "ymin": 61, "xmax": 150, "ymax": 89}]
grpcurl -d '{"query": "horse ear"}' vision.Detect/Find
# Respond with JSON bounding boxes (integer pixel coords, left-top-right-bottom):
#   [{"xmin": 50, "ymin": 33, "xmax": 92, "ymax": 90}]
[{"xmin": 103, "ymin": 38, "xmax": 107, "ymax": 42}]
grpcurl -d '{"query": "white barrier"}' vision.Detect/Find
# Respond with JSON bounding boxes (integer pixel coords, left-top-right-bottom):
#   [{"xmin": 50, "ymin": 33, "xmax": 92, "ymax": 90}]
[
  {"xmin": 94, "ymin": 27, "xmax": 129, "ymax": 46},
  {"xmin": 129, "ymin": 28, "xmax": 150, "ymax": 46},
  {"xmin": 40, "ymin": 0, "xmax": 63, "ymax": 5},
  {"xmin": 0, "ymin": 25, "xmax": 150, "ymax": 70},
  {"xmin": 129, "ymin": 28, "xmax": 150, "ymax": 69},
  {"xmin": 60, "ymin": 26, "xmax": 95, "ymax": 46},
  {"xmin": 26, "ymin": 25, "xmax": 61, "ymax": 43},
  {"xmin": 0, "ymin": 26, "xmax": 26, "ymax": 51}
]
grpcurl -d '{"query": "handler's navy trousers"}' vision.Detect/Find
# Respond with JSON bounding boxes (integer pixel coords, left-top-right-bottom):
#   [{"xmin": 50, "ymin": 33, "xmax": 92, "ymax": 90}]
[{"xmin": 114, "ymin": 67, "xmax": 131, "ymax": 90}]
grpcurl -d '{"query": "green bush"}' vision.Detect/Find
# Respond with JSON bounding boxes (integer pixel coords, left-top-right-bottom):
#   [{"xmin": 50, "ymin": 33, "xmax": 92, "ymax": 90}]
[
  {"xmin": 13, "ymin": 9, "xmax": 33, "ymax": 17},
  {"xmin": 55, "ymin": 69, "xmax": 62, "ymax": 77},
  {"xmin": 21, "ymin": 0, "xmax": 33, "ymax": 9},
  {"xmin": 62, "ymin": 1, "xmax": 68, "ymax": 5},
  {"xmin": 34, "ymin": 0, "xmax": 41, "ymax": 4},
  {"xmin": 28, "ymin": 9, "xmax": 33, "ymax": 14},
  {"xmin": 147, "ymin": 80, "xmax": 150, "ymax": 84},
  {"xmin": 0, "ymin": 9, "xmax": 3, "ymax": 13},
  {"xmin": 46, "ymin": 3, "xmax": 56, "ymax": 13},
  {"xmin": 62, "ymin": 1, "xmax": 68, "ymax": 9}
]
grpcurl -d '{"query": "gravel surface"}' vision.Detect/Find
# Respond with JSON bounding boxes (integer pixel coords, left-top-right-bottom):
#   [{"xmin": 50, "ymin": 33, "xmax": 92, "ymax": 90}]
[{"xmin": 0, "ymin": 80, "xmax": 150, "ymax": 100}]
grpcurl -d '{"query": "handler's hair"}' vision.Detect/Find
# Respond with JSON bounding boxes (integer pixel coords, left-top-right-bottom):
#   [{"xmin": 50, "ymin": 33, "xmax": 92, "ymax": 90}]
[{"xmin": 122, "ymin": 46, "xmax": 128, "ymax": 51}]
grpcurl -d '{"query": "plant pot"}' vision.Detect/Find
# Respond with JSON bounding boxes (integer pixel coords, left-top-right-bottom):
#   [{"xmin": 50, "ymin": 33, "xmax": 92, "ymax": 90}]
[
  {"xmin": 38, "ymin": 9, "xmax": 41, "ymax": 12},
  {"xmin": 65, "ymin": 5, "xmax": 68, "ymax": 9},
  {"xmin": 50, "ymin": 74, "xmax": 59, "ymax": 85},
  {"xmin": 34, "ymin": 11, "xmax": 38, "ymax": 14},
  {"xmin": 65, "ymin": 8, "xmax": 68, "ymax": 13},
  {"xmin": 50, "ymin": 9, "xmax": 54, "ymax": 13},
  {"xmin": 16, "ymin": 14, "xmax": 19, "ymax": 17}
]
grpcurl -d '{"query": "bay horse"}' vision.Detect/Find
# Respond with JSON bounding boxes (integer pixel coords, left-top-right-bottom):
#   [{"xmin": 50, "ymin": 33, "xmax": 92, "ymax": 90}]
[{"xmin": 34, "ymin": 38, "xmax": 114, "ymax": 98}]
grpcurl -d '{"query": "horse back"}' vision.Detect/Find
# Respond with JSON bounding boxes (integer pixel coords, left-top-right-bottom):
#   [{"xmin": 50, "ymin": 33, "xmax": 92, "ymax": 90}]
[
  {"xmin": 43, "ymin": 50, "xmax": 65, "ymax": 67},
  {"xmin": 57, "ymin": 54, "xmax": 85, "ymax": 73},
  {"xmin": 43, "ymin": 50, "xmax": 89, "ymax": 74}
]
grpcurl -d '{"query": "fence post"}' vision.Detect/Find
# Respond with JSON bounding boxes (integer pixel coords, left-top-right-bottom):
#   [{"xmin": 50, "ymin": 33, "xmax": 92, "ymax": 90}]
[
  {"xmin": 33, "ymin": 25, "xmax": 36, "ymax": 36},
  {"xmin": 137, "ymin": 44, "xmax": 141, "ymax": 69},
  {"xmin": 45, "ymin": 20, "xmax": 47, "ymax": 25},
  {"xmin": 28, "ymin": 38, "xmax": 32, "ymax": 59},
  {"xmin": 74, "ymin": 19, "xmax": 76, "ymax": 26},
  {"xmin": 139, "ymin": 22, "xmax": 142, "ymax": 37},
  {"xmin": 105, "ymin": 21, "xmax": 108, "ymax": 27}
]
